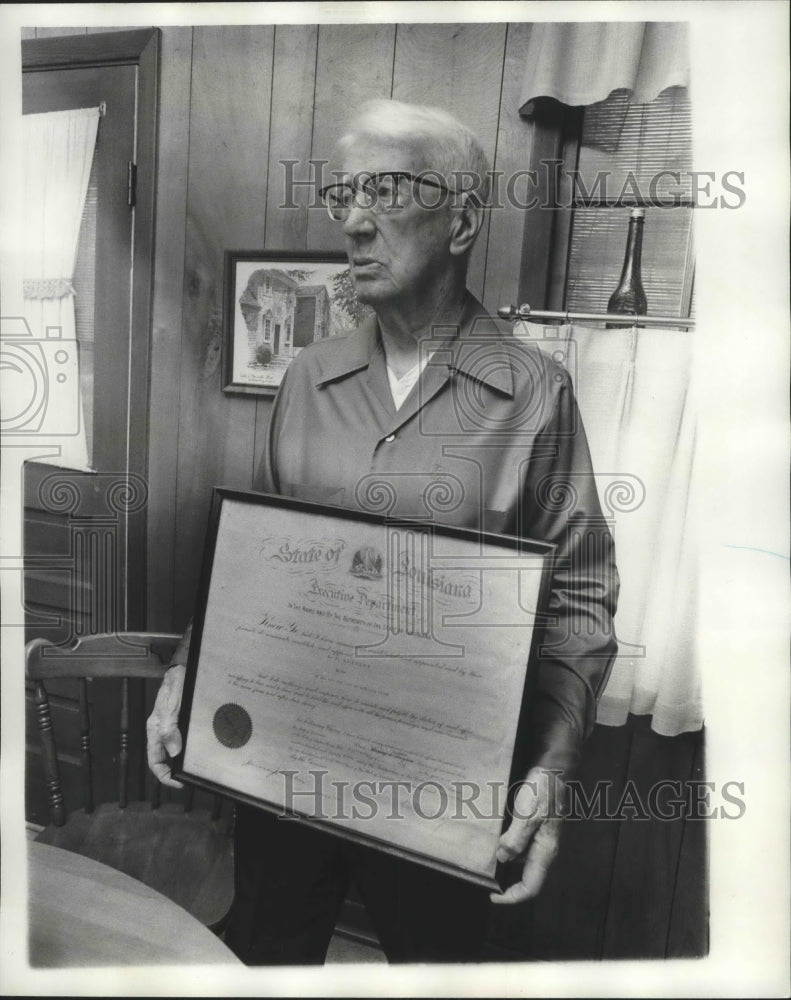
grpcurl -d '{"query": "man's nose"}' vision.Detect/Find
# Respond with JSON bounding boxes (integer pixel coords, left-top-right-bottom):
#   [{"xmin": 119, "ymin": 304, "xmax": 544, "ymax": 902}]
[{"xmin": 342, "ymin": 201, "xmax": 377, "ymax": 238}]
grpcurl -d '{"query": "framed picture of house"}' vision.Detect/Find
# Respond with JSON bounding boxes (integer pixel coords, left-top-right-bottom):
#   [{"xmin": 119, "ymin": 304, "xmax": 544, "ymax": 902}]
[{"xmin": 223, "ymin": 250, "xmax": 371, "ymax": 396}]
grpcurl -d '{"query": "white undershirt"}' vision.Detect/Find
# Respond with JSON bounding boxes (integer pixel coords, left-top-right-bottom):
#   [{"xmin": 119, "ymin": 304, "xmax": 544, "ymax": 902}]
[{"xmin": 386, "ymin": 350, "xmax": 436, "ymax": 410}]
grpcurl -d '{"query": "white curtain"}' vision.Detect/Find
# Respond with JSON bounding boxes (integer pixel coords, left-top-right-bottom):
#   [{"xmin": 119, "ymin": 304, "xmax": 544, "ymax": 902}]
[
  {"xmin": 519, "ymin": 22, "xmax": 690, "ymax": 113},
  {"xmin": 515, "ymin": 321, "xmax": 701, "ymax": 736},
  {"xmin": 16, "ymin": 107, "xmax": 99, "ymax": 470}
]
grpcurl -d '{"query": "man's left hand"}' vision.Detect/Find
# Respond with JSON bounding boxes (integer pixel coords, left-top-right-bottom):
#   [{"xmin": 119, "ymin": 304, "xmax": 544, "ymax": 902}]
[{"xmin": 490, "ymin": 766, "xmax": 566, "ymax": 905}]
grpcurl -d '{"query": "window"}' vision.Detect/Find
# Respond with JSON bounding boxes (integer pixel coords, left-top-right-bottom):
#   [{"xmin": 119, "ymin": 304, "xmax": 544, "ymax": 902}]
[{"xmin": 555, "ymin": 87, "xmax": 695, "ymax": 319}]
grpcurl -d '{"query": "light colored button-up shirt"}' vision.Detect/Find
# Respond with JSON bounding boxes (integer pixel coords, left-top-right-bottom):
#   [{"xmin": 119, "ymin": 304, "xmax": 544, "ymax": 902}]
[{"xmin": 252, "ymin": 292, "xmax": 619, "ymax": 779}]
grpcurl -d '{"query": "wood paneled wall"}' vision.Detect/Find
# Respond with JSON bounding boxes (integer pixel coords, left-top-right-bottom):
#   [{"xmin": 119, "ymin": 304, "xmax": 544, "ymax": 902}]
[{"xmin": 145, "ymin": 23, "xmax": 538, "ymax": 631}]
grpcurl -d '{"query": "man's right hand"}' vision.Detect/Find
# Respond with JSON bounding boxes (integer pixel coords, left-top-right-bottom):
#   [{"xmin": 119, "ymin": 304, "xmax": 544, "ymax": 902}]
[{"xmin": 146, "ymin": 664, "xmax": 187, "ymax": 788}]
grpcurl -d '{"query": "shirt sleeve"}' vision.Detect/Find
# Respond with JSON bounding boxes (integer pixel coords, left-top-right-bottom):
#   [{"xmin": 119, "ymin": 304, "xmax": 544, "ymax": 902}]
[{"xmin": 518, "ymin": 371, "xmax": 620, "ymax": 780}]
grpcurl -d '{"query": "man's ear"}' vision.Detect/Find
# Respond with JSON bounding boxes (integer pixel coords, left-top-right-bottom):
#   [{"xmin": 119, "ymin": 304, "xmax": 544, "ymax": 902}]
[{"xmin": 448, "ymin": 194, "xmax": 486, "ymax": 257}]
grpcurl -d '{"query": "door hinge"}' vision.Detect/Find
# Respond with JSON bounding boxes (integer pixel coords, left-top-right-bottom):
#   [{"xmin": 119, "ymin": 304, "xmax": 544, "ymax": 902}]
[{"xmin": 127, "ymin": 162, "xmax": 137, "ymax": 208}]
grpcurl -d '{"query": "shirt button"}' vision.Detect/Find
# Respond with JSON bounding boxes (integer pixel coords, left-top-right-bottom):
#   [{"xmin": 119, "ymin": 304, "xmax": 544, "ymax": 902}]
[{"xmin": 384, "ymin": 434, "xmax": 396, "ymax": 443}]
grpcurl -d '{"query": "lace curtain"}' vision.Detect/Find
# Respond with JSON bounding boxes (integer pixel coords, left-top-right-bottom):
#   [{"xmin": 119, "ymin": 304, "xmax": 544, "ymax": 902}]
[
  {"xmin": 16, "ymin": 106, "xmax": 100, "ymax": 470},
  {"xmin": 515, "ymin": 321, "xmax": 701, "ymax": 736}
]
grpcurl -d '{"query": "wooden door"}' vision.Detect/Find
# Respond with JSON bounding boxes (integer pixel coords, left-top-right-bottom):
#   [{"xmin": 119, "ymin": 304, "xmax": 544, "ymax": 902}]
[{"xmin": 22, "ymin": 30, "xmax": 159, "ymax": 823}]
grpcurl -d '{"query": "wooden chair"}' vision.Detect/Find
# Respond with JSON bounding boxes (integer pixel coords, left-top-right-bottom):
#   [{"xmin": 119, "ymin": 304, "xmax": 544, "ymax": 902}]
[{"xmin": 26, "ymin": 632, "xmax": 234, "ymax": 930}]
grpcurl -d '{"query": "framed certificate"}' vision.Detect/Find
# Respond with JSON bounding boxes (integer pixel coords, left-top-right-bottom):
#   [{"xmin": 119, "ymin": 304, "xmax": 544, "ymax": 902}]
[{"xmin": 175, "ymin": 489, "xmax": 554, "ymax": 891}]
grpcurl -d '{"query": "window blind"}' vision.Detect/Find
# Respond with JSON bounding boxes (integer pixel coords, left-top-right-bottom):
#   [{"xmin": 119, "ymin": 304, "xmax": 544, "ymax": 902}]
[{"xmin": 564, "ymin": 87, "xmax": 694, "ymax": 318}]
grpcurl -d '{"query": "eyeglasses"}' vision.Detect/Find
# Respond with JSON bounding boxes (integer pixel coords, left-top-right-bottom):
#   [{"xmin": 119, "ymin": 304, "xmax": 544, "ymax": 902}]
[{"xmin": 318, "ymin": 171, "xmax": 458, "ymax": 221}]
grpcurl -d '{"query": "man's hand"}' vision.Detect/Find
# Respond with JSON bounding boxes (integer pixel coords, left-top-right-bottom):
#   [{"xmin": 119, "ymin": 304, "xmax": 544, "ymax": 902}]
[
  {"xmin": 146, "ymin": 664, "xmax": 187, "ymax": 788},
  {"xmin": 490, "ymin": 766, "xmax": 566, "ymax": 905}
]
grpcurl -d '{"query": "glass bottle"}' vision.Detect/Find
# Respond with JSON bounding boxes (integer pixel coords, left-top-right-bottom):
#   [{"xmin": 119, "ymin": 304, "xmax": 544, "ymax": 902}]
[{"xmin": 607, "ymin": 208, "xmax": 648, "ymax": 317}]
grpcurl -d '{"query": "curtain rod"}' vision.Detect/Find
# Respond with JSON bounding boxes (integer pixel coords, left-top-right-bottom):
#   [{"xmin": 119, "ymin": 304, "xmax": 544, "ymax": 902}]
[{"xmin": 497, "ymin": 305, "xmax": 695, "ymax": 329}]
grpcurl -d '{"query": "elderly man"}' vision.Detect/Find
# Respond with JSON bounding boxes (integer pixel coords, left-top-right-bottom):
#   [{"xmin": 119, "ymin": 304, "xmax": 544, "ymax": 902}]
[{"xmin": 148, "ymin": 99, "xmax": 618, "ymax": 964}]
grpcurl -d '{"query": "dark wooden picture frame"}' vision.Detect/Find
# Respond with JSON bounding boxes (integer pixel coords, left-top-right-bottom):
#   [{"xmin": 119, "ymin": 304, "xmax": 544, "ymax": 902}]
[
  {"xmin": 175, "ymin": 487, "xmax": 555, "ymax": 890},
  {"xmin": 222, "ymin": 250, "xmax": 370, "ymax": 396}
]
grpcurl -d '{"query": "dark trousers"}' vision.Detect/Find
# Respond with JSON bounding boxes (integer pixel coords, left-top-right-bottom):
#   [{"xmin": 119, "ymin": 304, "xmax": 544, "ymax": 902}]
[{"xmin": 223, "ymin": 803, "xmax": 491, "ymax": 965}]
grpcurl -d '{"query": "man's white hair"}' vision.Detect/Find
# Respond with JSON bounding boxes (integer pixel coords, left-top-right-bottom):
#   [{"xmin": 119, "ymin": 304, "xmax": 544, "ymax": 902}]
[{"xmin": 337, "ymin": 98, "xmax": 492, "ymax": 205}]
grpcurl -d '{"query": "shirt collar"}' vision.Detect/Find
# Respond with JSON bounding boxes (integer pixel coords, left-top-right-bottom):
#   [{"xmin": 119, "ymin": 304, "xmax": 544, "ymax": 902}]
[
  {"xmin": 313, "ymin": 313, "xmax": 381, "ymax": 386},
  {"xmin": 313, "ymin": 291, "xmax": 514, "ymax": 397}
]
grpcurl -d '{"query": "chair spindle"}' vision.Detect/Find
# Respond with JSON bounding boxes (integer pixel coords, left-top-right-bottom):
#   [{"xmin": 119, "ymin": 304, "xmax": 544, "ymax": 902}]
[
  {"xmin": 79, "ymin": 677, "xmax": 94, "ymax": 813},
  {"xmin": 119, "ymin": 676, "xmax": 129, "ymax": 808},
  {"xmin": 34, "ymin": 680, "xmax": 65, "ymax": 827}
]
